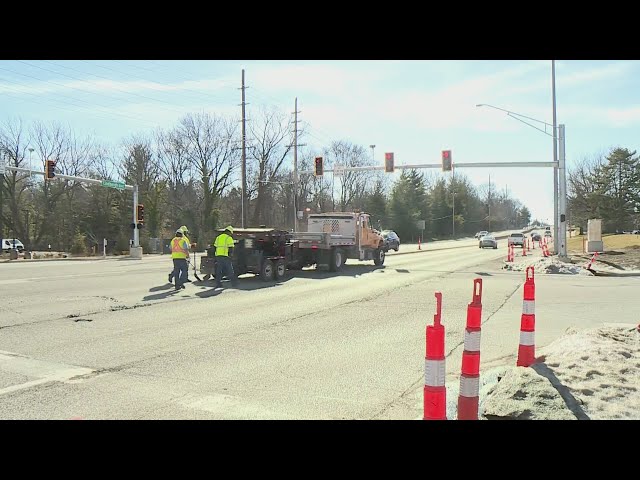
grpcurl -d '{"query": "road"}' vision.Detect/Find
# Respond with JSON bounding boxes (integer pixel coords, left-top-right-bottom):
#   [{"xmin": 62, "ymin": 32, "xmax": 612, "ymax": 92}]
[{"xmin": 0, "ymin": 237, "xmax": 636, "ymax": 419}]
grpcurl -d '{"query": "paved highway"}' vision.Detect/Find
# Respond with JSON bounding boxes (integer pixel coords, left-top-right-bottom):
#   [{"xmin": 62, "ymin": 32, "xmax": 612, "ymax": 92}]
[{"xmin": 0, "ymin": 238, "xmax": 635, "ymax": 419}]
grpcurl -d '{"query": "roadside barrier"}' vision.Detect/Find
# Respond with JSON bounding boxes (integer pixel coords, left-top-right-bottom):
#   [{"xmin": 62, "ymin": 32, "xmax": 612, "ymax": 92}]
[
  {"xmin": 516, "ymin": 267, "xmax": 536, "ymax": 367},
  {"xmin": 424, "ymin": 292, "xmax": 447, "ymax": 420},
  {"xmin": 457, "ymin": 279, "xmax": 482, "ymax": 420}
]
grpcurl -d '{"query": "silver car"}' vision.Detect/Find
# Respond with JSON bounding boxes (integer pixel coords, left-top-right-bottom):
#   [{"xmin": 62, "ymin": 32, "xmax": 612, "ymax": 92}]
[{"xmin": 479, "ymin": 234, "xmax": 498, "ymax": 249}]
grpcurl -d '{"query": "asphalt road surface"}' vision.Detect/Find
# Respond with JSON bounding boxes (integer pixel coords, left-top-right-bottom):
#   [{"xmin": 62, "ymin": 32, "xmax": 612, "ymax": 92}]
[{"xmin": 1, "ymin": 238, "xmax": 635, "ymax": 419}]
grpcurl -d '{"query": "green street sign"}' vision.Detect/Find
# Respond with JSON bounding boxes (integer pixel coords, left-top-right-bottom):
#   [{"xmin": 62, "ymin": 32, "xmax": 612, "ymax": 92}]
[{"xmin": 101, "ymin": 180, "xmax": 126, "ymax": 190}]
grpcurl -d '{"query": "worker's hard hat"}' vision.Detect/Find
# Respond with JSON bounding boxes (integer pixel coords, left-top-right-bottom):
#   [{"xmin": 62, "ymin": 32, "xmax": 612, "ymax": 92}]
[
  {"xmin": 225, "ymin": 225, "xmax": 234, "ymax": 234},
  {"xmin": 175, "ymin": 228, "xmax": 183, "ymax": 235},
  {"xmin": 180, "ymin": 225, "xmax": 189, "ymax": 233}
]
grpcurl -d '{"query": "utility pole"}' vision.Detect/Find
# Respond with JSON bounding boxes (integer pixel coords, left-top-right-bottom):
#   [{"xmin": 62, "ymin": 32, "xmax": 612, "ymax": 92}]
[
  {"xmin": 291, "ymin": 98, "xmax": 306, "ymax": 232},
  {"xmin": 0, "ymin": 154, "xmax": 4, "ymax": 238},
  {"xmin": 240, "ymin": 69, "xmax": 248, "ymax": 229},
  {"xmin": 293, "ymin": 98, "xmax": 299, "ymax": 232},
  {"xmin": 552, "ymin": 60, "xmax": 559, "ymax": 255}
]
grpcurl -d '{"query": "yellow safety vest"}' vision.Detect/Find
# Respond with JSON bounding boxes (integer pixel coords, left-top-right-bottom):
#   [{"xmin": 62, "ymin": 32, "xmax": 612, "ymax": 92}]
[
  {"xmin": 171, "ymin": 236, "xmax": 189, "ymax": 259},
  {"xmin": 213, "ymin": 233, "xmax": 234, "ymax": 257}
]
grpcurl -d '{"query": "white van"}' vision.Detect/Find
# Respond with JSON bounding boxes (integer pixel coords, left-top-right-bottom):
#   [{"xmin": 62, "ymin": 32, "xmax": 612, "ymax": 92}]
[{"xmin": 1, "ymin": 238, "xmax": 25, "ymax": 253}]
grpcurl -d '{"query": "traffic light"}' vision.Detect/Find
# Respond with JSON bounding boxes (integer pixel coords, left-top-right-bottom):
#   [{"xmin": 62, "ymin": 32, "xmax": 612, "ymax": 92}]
[
  {"xmin": 45, "ymin": 160, "xmax": 57, "ymax": 179},
  {"xmin": 442, "ymin": 150, "xmax": 452, "ymax": 172},
  {"xmin": 137, "ymin": 204, "xmax": 144, "ymax": 224},
  {"xmin": 314, "ymin": 157, "xmax": 323, "ymax": 176},
  {"xmin": 384, "ymin": 152, "xmax": 394, "ymax": 173}
]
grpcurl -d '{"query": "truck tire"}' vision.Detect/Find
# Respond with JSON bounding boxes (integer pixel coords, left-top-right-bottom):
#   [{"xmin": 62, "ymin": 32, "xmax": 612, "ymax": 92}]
[
  {"xmin": 373, "ymin": 248, "xmax": 385, "ymax": 266},
  {"xmin": 260, "ymin": 260, "xmax": 274, "ymax": 282},
  {"xmin": 275, "ymin": 259, "xmax": 287, "ymax": 280},
  {"xmin": 329, "ymin": 249, "xmax": 344, "ymax": 272}
]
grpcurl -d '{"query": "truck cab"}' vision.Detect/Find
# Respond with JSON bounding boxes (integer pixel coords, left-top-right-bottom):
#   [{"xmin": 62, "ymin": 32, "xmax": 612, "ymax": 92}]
[{"xmin": 296, "ymin": 211, "xmax": 386, "ymax": 270}]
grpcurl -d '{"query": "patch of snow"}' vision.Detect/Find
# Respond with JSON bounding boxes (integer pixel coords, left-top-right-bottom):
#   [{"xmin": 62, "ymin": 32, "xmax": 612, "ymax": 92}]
[{"xmin": 480, "ymin": 324, "xmax": 640, "ymax": 420}]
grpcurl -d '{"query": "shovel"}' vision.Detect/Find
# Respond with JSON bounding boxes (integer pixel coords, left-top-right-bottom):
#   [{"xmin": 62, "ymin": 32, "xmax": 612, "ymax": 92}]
[{"xmin": 190, "ymin": 249, "xmax": 202, "ymax": 282}]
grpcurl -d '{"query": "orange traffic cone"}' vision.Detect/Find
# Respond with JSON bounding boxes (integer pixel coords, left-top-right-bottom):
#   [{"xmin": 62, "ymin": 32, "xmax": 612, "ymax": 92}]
[{"xmin": 418, "ymin": 238, "xmax": 422, "ymax": 250}]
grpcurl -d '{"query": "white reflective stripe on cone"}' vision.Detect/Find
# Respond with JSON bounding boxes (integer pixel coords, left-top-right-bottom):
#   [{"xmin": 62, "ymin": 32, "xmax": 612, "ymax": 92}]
[
  {"xmin": 424, "ymin": 359, "xmax": 446, "ymax": 387},
  {"xmin": 459, "ymin": 375, "xmax": 480, "ymax": 398},
  {"xmin": 519, "ymin": 330, "xmax": 535, "ymax": 346},
  {"xmin": 463, "ymin": 329, "xmax": 481, "ymax": 352},
  {"xmin": 522, "ymin": 299, "xmax": 535, "ymax": 315}
]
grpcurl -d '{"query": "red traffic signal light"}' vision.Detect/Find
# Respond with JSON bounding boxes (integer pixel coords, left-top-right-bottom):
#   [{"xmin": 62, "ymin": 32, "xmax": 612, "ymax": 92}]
[
  {"xmin": 442, "ymin": 150, "xmax": 452, "ymax": 172},
  {"xmin": 45, "ymin": 159, "xmax": 57, "ymax": 179},
  {"xmin": 314, "ymin": 157, "xmax": 323, "ymax": 176},
  {"xmin": 137, "ymin": 204, "xmax": 144, "ymax": 224},
  {"xmin": 384, "ymin": 152, "xmax": 394, "ymax": 173}
]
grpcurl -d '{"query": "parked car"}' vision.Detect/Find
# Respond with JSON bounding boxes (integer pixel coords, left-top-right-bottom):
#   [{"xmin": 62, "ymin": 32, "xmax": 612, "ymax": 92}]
[
  {"xmin": 478, "ymin": 234, "xmax": 498, "ymax": 249},
  {"xmin": 531, "ymin": 232, "xmax": 542, "ymax": 241},
  {"xmin": 544, "ymin": 230, "xmax": 552, "ymax": 238},
  {"xmin": 507, "ymin": 232, "xmax": 525, "ymax": 246},
  {"xmin": 381, "ymin": 230, "xmax": 400, "ymax": 252},
  {"xmin": 1, "ymin": 238, "xmax": 25, "ymax": 253},
  {"xmin": 475, "ymin": 230, "xmax": 489, "ymax": 239}
]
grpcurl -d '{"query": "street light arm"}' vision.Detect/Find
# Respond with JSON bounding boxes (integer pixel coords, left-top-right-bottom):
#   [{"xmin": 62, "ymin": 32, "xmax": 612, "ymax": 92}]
[
  {"xmin": 476, "ymin": 103, "xmax": 556, "ymax": 131},
  {"xmin": 507, "ymin": 113, "xmax": 554, "ymax": 138}
]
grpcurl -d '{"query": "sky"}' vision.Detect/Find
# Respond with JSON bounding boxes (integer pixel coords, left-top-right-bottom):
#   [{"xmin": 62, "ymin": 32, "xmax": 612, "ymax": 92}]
[{"xmin": 1, "ymin": 59, "xmax": 639, "ymax": 225}]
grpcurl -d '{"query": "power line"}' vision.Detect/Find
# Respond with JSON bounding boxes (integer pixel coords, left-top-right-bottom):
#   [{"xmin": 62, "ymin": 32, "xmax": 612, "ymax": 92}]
[
  {"xmin": 0, "ymin": 66, "xmax": 168, "ymax": 126},
  {"xmin": 87, "ymin": 60, "xmax": 237, "ymax": 105},
  {"xmin": 30, "ymin": 60, "xmax": 194, "ymax": 115},
  {"xmin": 0, "ymin": 75, "xmax": 160, "ymax": 128}
]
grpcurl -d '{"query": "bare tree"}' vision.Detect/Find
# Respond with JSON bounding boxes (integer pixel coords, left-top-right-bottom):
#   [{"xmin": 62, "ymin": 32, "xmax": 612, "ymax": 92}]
[
  {"xmin": 166, "ymin": 113, "xmax": 239, "ymax": 242},
  {"xmin": 325, "ymin": 140, "xmax": 375, "ymax": 211},
  {"xmin": 0, "ymin": 118, "xmax": 31, "ymax": 241},
  {"xmin": 248, "ymin": 106, "xmax": 294, "ymax": 225}
]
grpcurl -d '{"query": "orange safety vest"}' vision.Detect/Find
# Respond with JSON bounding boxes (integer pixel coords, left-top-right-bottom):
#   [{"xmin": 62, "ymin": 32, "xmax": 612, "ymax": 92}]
[{"xmin": 171, "ymin": 236, "xmax": 189, "ymax": 259}]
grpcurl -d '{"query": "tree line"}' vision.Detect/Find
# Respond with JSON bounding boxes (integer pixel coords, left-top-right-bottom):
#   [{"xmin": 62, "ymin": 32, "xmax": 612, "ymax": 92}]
[
  {"xmin": 0, "ymin": 109, "xmax": 532, "ymax": 254},
  {"xmin": 568, "ymin": 147, "xmax": 640, "ymax": 233}
]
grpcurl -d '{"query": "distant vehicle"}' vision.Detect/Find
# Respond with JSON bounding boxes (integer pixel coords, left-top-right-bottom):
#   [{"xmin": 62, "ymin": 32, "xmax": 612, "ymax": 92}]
[
  {"xmin": 507, "ymin": 232, "xmax": 525, "ymax": 246},
  {"xmin": 545, "ymin": 226, "xmax": 551, "ymax": 231},
  {"xmin": 531, "ymin": 232, "xmax": 542, "ymax": 241},
  {"xmin": 381, "ymin": 230, "xmax": 400, "ymax": 252},
  {"xmin": 475, "ymin": 230, "xmax": 489, "ymax": 239},
  {"xmin": 1, "ymin": 238, "xmax": 24, "ymax": 253},
  {"xmin": 544, "ymin": 230, "xmax": 552, "ymax": 238},
  {"xmin": 633, "ymin": 230, "xmax": 640, "ymax": 235},
  {"xmin": 478, "ymin": 234, "xmax": 498, "ymax": 249}
]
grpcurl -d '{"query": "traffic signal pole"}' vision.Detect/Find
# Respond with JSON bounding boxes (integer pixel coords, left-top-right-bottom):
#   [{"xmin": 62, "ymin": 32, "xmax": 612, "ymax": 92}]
[
  {"xmin": 133, "ymin": 184, "xmax": 140, "ymax": 249},
  {"xmin": 2, "ymin": 165, "xmax": 140, "ymax": 257}
]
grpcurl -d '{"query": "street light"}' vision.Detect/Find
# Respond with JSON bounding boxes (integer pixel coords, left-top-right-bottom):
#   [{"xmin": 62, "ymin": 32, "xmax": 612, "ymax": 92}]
[{"xmin": 476, "ymin": 103, "xmax": 568, "ymax": 259}]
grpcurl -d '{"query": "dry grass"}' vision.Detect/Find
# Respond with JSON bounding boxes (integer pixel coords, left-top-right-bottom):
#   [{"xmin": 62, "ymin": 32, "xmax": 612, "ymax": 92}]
[{"xmin": 567, "ymin": 234, "xmax": 640, "ymax": 253}]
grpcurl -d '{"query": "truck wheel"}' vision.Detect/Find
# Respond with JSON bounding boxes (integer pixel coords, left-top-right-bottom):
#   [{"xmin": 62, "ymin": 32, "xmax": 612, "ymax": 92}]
[
  {"xmin": 329, "ymin": 249, "xmax": 344, "ymax": 272},
  {"xmin": 260, "ymin": 260, "xmax": 274, "ymax": 282},
  {"xmin": 275, "ymin": 259, "xmax": 287, "ymax": 280},
  {"xmin": 373, "ymin": 248, "xmax": 385, "ymax": 266}
]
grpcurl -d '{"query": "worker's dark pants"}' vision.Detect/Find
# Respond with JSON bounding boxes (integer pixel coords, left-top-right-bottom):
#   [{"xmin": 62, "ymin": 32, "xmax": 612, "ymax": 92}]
[
  {"xmin": 172, "ymin": 258, "xmax": 188, "ymax": 289},
  {"xmin": 215, "ymin": 256, "xmax": 237, "ymax": 287}
]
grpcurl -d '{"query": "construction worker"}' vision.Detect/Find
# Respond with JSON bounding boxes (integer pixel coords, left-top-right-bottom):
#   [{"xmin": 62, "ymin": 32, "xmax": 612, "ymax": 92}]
[
  {"xmin": 170, "ymin": 228, "xmax": 190, "ymax": 290},
  {"xmin": 168, "ymin": 226, "xmax": 192, "ymax": 283},
  {"xmin": 213, "ymin": 225, "xmax": 237, "ymax": 288}
]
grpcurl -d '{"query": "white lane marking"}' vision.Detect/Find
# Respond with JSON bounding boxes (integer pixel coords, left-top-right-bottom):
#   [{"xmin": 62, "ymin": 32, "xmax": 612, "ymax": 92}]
[{"xmin": 0, "ymin": 350, "xmax": 94, "ymax": 396}]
